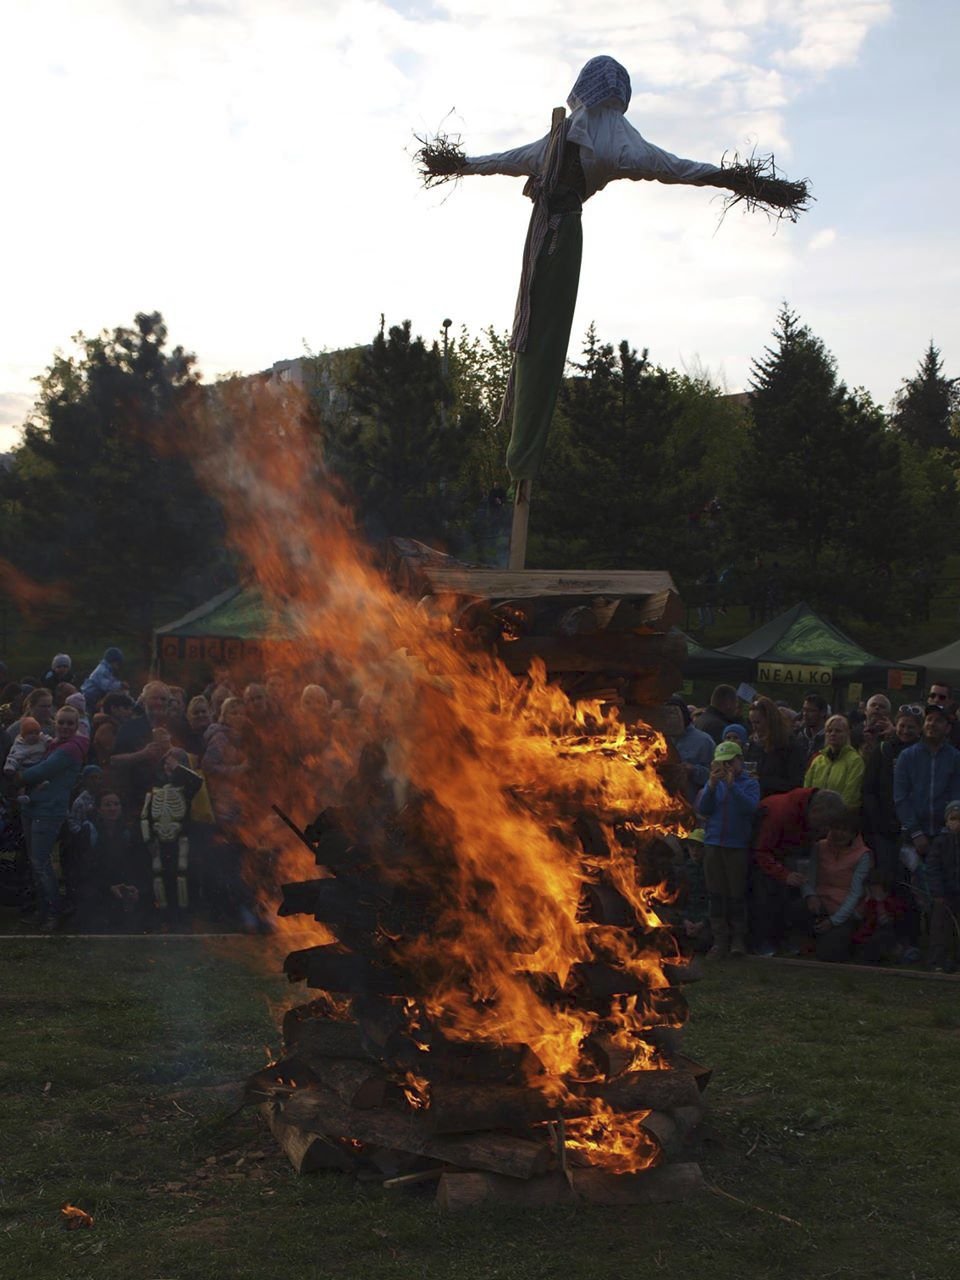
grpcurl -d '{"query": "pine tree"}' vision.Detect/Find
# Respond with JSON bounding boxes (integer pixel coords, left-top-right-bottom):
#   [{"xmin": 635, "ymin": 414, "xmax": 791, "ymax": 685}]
[
  {"xmin": 891, "ymin": 341, "xmax": 959, "ymax": 452},
  {"xmin": 325, "ymin": 319, "xmax": 460, "ymax": 543},
  {"xmin": 2, "ymin": 312, "xmax": 222, "ymax": 643}
]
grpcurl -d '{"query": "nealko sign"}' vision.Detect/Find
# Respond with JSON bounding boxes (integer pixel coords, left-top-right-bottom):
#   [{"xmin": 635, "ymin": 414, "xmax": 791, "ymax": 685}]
[{"xmin": 757, "ymin": 663, "xmax": 833, "ymax": 686}]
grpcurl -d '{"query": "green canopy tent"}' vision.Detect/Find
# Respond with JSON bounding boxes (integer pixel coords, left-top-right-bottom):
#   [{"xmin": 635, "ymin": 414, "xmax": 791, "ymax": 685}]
[
  {"xmin": 901, "ymin": 639, "xmax": 960, "ymax": 692},
  {"xmin": 153, "ymin": 584, "xmax": 293, "ymax": 673},
  {"xmin": 721, "ymin": 601, "xmax": 924, "ymax": 703},
  {"xmin": 674, "ymin": 629, "xmax": 756, "ymax": 685}
]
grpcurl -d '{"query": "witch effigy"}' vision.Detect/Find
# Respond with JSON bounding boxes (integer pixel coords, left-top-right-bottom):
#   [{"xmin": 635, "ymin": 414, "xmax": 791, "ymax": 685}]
[{"xmin": 416, "ymin": 55, "xmax": 810, "ymax": 562}]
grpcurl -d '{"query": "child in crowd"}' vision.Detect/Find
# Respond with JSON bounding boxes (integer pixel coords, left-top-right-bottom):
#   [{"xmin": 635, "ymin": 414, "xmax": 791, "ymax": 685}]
[
  {"xmin": 3, "ymin": 716, "xmax": 50, "ymax": 779},
  {"xmin": 140, "ymin": 748, "xmax": 203, "ymax": 926},
  {"xmin": 62, "ymin": 764, "xmax": 103, "ymax": 917},
  {"xmin": 802, "ymin": 810, "xmax": 872, "ymax": 962},
  {"xmin": 695, "ymin": 740, "xmax": 761, "ymax": 958},
  {"xmin": 678, "ymin": 828, "xmax": 711, "ymax": 952},
  {"xmin": 89, "ymin": 791, "xmax": 149, "ymax": 930},
  {"xmin": 926, "ymin": 799, "xmax": 960, "ymax": 973},
  {"xmin": 64, "ymin": 692, "xmax": 92, "ymax": 741}
]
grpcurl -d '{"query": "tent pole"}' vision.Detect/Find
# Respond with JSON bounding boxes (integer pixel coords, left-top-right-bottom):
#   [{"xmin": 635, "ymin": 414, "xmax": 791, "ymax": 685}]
[{"xmin": 509, "ymin": 478, "xmax": 532, "ymax": 570}]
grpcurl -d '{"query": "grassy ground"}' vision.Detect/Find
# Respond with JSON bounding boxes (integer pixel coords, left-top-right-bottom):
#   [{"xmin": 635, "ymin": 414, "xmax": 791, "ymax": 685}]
[{"xmin": 1, "ymin": 929, "xmax": 958, "ymax": 1280}]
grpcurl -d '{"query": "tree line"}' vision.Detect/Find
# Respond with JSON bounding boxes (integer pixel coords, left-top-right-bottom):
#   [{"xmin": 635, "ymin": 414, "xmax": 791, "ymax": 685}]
[{"xmin": 0, "ymin": 307, "xmax": 957, "ymax": 653}]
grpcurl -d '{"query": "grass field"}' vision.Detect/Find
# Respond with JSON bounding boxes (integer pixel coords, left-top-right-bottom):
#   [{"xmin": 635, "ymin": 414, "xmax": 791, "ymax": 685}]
[{"xmin": 2, "ymin": 929, "xmax": 959, "ymax": 1280}]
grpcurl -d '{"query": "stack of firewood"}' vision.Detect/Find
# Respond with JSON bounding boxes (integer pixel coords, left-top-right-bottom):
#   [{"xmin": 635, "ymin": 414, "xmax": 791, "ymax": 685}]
[{"xmin": 250, "ymin": 796, "xmax": 710, "ymax": 1210}]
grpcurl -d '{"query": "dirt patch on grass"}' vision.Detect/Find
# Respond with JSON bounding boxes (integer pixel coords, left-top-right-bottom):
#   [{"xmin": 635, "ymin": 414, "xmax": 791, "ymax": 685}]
[{"xmin": 168, "ymin": 1214, "xmax": 234, "ymax": 1246}]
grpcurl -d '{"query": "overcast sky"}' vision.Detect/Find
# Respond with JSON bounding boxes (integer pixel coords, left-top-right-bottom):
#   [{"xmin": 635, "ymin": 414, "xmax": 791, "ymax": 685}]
[{"xmin": 2, "ymin": 0, "xmax": 957, "ymax": 450}]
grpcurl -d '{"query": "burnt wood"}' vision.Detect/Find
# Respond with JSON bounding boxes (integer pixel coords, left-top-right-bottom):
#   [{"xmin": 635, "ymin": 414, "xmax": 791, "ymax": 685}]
[
  {"xmin": 284, "ymin": 946, "xmax": 407, "ymax": 996},
  {"xmin": 280, "ymin": 1086, "xmax": 551, "ymax": 1179}
]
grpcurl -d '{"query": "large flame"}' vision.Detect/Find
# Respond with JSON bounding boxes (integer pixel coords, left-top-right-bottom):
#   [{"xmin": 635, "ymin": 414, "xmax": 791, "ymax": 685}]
[{"xmin": 190, "ymin": 381, "xmax": 688, "ymax": 1171}]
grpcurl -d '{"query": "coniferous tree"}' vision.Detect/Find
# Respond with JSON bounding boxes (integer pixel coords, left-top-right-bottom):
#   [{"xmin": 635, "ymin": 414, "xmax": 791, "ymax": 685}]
[
  {"xmin": 891, "ymin": 341, "xmax": 958, "ymax": 453},
  {"xmin": 2, "ymin": 312, "xmax": 223, "ymax": 642},
  {"xmin": 329, "ymin": 318, "xmax": 459, "ymax": 542}
]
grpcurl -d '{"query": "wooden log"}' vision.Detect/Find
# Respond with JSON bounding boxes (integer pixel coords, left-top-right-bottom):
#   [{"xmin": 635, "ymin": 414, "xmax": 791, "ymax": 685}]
[
  {"xmin": 588, "ymin": 1070, "xmax": 701, "ymax": 1112},
  {"xmin": 575, "ymin": 962, "xmax": 646, "ymax": 998},
  {"xmin": 496, "ymin": 631, "xmax": 684, "ymax": 676},
  {"xmin": 283, "ymin": 1015, "xmax": 372, "ymax": 1061},
  {"xmin": 280, "ymin": 1086, "xmax": 551, "ymax": 1180},
  {"xmin": 582, "ymin": 883, "xmax": 635, "ymax": 927},
  {"xmin": 428, "ymin": 1083, "xmax": 557, "ymax": 1134},
  {"xmin": 259, "ymin": 1102, "xmax": 359, "ymax": 1174},
  {"xmin": 284, "ymin": 945, "xmax": 407, "ymax": 996},
  {"xmin": 435, "ymin": 1162, "xmax": 704, "ymax": 1210},
  {"xmin": 309, "ymin": 1058, "xmax": 390, "ymax": 1109},
  {"xmin": 639, "ymin": 1110, "xmax": 679, "ymax": 1157},
  {"xmin": 671, "ymin": 1054, "xmax": 713, "ymax": 1093}
]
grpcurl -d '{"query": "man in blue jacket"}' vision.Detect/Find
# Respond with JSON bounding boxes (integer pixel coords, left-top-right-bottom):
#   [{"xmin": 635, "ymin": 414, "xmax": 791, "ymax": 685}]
[
  {"xmin": 894, "ymin": 703, "xmax": 960, "ymax": 860},
  {"xmin": 695, "ymin": 739, "xmax": 761, "ymax": 958}
]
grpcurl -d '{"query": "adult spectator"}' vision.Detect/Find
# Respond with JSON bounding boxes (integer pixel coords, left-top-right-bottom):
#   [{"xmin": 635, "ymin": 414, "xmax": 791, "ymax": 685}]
[
  {"xmin": 5, "ymin": 687, "xmax": 57, "ymax": 741},
  {"xmin": 745, "ymin": 696, "xmax": 807, "ymax": 797},
  {"xmin": 102, "ymin": 691, "xmax": 136, "ymax": 729},
  {"xmin": 856, "ymin": 693, "xmax": 894, "ymax": 755},
  {"xmin": 111, "ymin": 682, "xmax": 184, "ymax": 817},
  {"xmin": 927, "ymin": 800, "xmax": 960, "ymax": 972},
  {"xmin": 927, "ymin": 680, "xmax": 960, "ymax": 749},
  {"xmin": 81, "ymin": 647, "xmax": 126, "ymax": 713},
  {"xmin": 663, "ymin": 695, "xmax": 715, "ymax": 805},
  {"xmin": 694, "ymin": 684, "xmax": 743, "ymax": 745},
  {"xmin": 41, "ymin": 654, "xmax": 75, "ymax": 693},
  {"xmin": 796, "ymin": 693, "xmax": 828, "ymax": 761},
  {"xmin": 801, "ymin": 808, "xmax": 873, "ymax": 962},
  {"xmin": 695, "ymin": 740, "xmax": 760, "ymax": 958},
  {"xmin": 862, "ymin": 709, "xmax": 922, "ymax": 886},
  {"xmin": 750, "ymin": 787, "xmax": 848, "ymax": 955},
  {"xmin": 265, "ymin": 669, "xmax": 292, "ymax": 714},
  {"xmin": 201, "ymin": 697, "xmax": 259, "ymax": 931},
  {"xmin": 803, "ymin": 715, "xmax": 866, "ymax": 810},
  {"xmin": 894, "ymin": 703, "xmax": 960, "ymax": 858},
  {"xmin": 15, "ymin": 703, "xmax": 88, "ymax": 929},
  {"xmin": 182, "ymin": 696, "xmax": 213, "ymax": 757}
]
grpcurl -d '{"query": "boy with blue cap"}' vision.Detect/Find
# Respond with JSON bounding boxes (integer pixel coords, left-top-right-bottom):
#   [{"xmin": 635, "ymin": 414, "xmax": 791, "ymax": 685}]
[{"xmin": 696, "ymin": 740, "xmax": 760, "ymax": 958}]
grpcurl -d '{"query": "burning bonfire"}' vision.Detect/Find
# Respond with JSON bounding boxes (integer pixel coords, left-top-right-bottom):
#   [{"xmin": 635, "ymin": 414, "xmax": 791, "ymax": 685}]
[{"xmin": 193, "ymin": 382, "xmax": 709, "ymax": 1208}]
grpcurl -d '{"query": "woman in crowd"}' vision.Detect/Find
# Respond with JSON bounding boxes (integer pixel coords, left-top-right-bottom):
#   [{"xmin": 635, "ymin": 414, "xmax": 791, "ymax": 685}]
[
  {"xmin": 745, "ymin": 695, "xmax": 807, "ymax": 797},
  {"xmin": 801, "ymin": 808, "xmax": 875, "ymax": 962},
  {"xmin": 200, "ymin": 697, "xmax": 260, "ymax": 931},
  {"xmin": 803, "ymin": 715, "xmax": 866, "ymax": 811},
  {"xmin": 862, "ymin": 708, "xmax": 922, "ymax": 887},
  {"xmin": 182, "ymin": 696, "xmax": 213, "ymax": 757},
  {"xmin": 15, "ymin": 703, "xmax": 88, "ymax": 929}
]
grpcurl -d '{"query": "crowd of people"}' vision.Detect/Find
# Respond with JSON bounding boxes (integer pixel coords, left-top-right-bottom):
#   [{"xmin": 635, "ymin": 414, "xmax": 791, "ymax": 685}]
[
  {"xmin": 2, "ymin": 649, "xmax": 960, "ymax": 974},
  {"xmin": 664, "ymin": 681, "xmax": 960, "ymax": 970},
  {"xmin": 0, "ymin": 648, "xmax": 354, "ymax": 934}
]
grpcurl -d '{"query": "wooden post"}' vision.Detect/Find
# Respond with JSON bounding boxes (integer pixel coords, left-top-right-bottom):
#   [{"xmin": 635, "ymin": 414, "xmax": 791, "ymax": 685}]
[
  {"xmin": 506, "ymin": 104, "xmax": 565, "ymax": 573},
  {"xmin": 508, "ymin": 478, "xmax": 532, "ymax": 570}
]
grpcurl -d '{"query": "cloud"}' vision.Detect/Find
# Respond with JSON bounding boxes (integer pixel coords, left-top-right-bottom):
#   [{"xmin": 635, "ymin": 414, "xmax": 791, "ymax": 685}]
[
  {"xmin": 0, "ymin": 0, "xmax": 900, "ymax": 417},
  {"xmin": 808, "ymin": 227, "xmax": 837, "ymax": 250}
]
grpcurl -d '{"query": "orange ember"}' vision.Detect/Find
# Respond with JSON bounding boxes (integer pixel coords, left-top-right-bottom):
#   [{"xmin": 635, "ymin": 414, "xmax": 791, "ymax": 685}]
[
  {"xmin": 60, "ymin": 1203, "xmax": 94, "ymax": 1230},
  {"xmin": 189, "ymin": 382, "xmax": 690, "ymax": 1173}
]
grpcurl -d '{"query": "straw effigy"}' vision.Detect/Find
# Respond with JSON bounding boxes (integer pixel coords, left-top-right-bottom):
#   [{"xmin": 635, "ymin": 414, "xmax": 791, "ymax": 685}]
[{"xmin": 415, "ymin": 133, "xmax": 811, "ymax": 223}]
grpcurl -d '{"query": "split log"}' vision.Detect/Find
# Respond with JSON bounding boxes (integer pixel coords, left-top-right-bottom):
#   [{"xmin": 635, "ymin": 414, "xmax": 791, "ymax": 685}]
[
  {"xmin": 588, "ymin": 1070, "xmax": 701, "ymax": 1112},
  {"xmin": 496, "ymin": 631, "xmax": 684, "ymax": 677},
  {"xmin": 280, "ymin": 1086, "xmax": 551, "ymax": 1180},
  {"xmin": 283, "ymin": 1015, "xmax": 372, "ymax": 1061},
  {"xmin": 309, "ymin": 1058, "xmax": 390, "ymax": 1109},
  {"xmin": 671, "ymin": 1054, "xmax": 713, "ymax": 1092},
  {"xmin": 260, "ymin": 1102, "xmax": 360, "ymax": 1174},
  {"xmin": 575, "ymin": 962, "xmax": 646, "ymax": 998},
  {"xmin": 582, "ymin": 883, "xmax": 635, "ymax": 927},
  {"xmin": 435, "ymin": 1162, "xmax": 704, "ymax": 1210},
  {"xmin": 284, "ymin": 945, "xmax": 407, "ymax": 996},
  {"xmin": 428, "ymin": 1083, "xmax": 557, "ymax": 1134}
]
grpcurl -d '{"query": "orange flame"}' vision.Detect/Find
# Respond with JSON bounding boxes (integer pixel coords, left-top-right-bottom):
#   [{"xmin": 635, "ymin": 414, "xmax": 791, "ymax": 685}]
[
  {"xmin": 60, "ymin": 1203, "xmax": 94, "ymax": 1230},
  {"xmin": 187, "ymin": 381, "xmax": 688, "ymax": 1172}
]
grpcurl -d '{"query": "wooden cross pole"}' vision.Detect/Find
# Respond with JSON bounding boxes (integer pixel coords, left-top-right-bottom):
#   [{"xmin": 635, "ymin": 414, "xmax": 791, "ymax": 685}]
[{"xmin": 506, "ymin": 105, "xmax": 566, "ymax": 573}]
